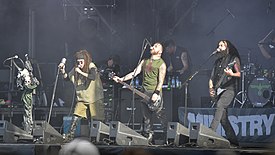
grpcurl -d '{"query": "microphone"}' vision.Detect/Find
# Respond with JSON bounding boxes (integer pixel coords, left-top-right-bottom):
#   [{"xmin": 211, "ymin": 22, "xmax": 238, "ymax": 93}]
[
  {"xmin": 58, "ymin": 58, "xmax": 66, "ymax": 68},
  {"xmin": 61, "ymin": 58, "xmax": 66, "ymax": 64},
  {"xmin": 226, "ymin": 9, "xmax": 235, "ymax": 19},
  {"xmin": 5, "ymin": 55, "xmax": 18, "ymax": 60},
  {"xmin": 210, "ymin": 49, "xmax": 219, "ymax": 56}
]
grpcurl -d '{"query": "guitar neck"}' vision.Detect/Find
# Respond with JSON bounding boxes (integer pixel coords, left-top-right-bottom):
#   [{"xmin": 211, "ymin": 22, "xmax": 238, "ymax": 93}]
[{"xmin": 118, "ymin": 80, "xmax": 150, "ymax": 101}]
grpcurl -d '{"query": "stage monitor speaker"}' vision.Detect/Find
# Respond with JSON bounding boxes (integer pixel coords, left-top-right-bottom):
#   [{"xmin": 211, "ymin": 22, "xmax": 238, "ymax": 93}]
[
  {"xmin": 166, "ymin": 122, "xmax": 189, "ymax": 146},
  {"xmin": 189, "ymin": 122, "xmax": 230, "ymax": 148},
  {"xmin": 0, "ymin": 120, "xmax": 33, "ymax": 143},
  {"xmin": 90, "ymin": 121, "xmax": 109, "ymax": 143},
  {"xmin": 33, "ymin": 120, "xmax": 63, "ymax": 144},
  {"xmin": 109, "ymin": 121, "xmax": 148, "ymax": 146}
]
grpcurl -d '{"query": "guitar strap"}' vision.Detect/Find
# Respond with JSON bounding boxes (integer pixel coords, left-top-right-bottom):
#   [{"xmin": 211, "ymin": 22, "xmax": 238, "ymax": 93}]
[{"xmin": 214, "ymin": 56, "xmax": 234, "ymax": 90}]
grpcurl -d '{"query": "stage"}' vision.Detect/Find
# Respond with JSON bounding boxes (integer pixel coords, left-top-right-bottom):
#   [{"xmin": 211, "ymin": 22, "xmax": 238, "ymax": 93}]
[
  {"xmin": 1, "ymin": 107, "xmax": 275, "ymax": 155},
  {"xmin": 0, "ymin": 143, "xmax": 274, "ymax": 155}
]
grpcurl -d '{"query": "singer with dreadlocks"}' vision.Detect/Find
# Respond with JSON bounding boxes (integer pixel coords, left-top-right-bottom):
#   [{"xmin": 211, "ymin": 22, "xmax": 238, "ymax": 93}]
[
  {"xmin": 208, "ymin": 40, "xmax": 240, "ymax": 147},
  {"xmin": 59, "ymin": 50, "xmax": 104, "ymax": 142}
]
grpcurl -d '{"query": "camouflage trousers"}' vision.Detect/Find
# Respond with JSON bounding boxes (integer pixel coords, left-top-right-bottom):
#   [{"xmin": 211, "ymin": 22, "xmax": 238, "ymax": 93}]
[{"xmin": 22, "ymin": 93, "xmax": 34, "ymax": 135}]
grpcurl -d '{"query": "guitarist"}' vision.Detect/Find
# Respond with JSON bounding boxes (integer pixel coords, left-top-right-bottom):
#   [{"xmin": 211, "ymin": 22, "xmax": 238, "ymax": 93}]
[
  {"xmin": 17, "ymin": 55, "xmax": 40, "ymax": 135},
  {"xmin": 209, "ymin": 40, "xmax": 241, "ymax": 147},
  {"xmin": 113, "ymin": 42, "xmax": 167, "ymax": 144}
]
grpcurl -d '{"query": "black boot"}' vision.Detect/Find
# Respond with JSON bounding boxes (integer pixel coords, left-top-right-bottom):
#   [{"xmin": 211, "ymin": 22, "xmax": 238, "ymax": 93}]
[
  {"xmin": 143, "ymin": 119, "xmax": 154, "ymax": 145},
  {"xmin": 63, "ymin": 116, "xmax": 80, "ymax": 142}
]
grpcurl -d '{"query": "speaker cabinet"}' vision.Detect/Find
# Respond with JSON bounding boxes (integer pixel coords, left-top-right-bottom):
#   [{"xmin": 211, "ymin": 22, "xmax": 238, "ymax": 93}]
[
  {"xmin": 166, "ymin": 122, "xmax": 189, "ymax": 146},
  {"xmin": 119, "ymin": 88, "xmax": 173, "ymax": 125},
  {"xmin": 189, "ymin": 123, "xmax": 230, "ymax": 148},
  {"xmin": 119, "ymin": 88, "xmax": 143, "ymax": 124},
  {"xmin": 90, "ymin": 121, "xmax": 109, "ymax": 143},
  {"xmin": 33, "ymin": 121, "xmax": 63, "ymax": 144},
  {"xmin": 109, "ymin": 121, "xmax": 148, "ymax": 146},
  {"xmin": 0, "ymin": 120, "xmax": 33, "ymax": 143}
]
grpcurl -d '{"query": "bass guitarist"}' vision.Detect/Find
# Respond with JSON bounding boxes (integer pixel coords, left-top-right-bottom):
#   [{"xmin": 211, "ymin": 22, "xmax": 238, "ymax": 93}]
[
  {"xmin": 208, "ymin": 40, "xmax": 241, "ymax": 147},
  {"xmin": 113, "ymin": 42, "xmax": 167, "ymax": 144}
]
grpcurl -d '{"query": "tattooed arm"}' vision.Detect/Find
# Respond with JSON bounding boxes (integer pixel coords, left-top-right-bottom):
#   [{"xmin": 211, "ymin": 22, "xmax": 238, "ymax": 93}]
[
  {"xmin": 156, "ymin": 62, "xmax": 167, "ymax": 91},
  {"xmin": 176, "ymin": 50, "xmax": 189, "ymax": 74},
  {"xmin": 151, "ymin": 62, "xmax": 166, "ymax": 102}
]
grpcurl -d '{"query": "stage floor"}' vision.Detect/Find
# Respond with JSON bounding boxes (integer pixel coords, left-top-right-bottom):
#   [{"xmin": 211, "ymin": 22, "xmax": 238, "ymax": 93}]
[{"xmin": 0, "ymin": 143, "xmax": 274, "ymax": 155}]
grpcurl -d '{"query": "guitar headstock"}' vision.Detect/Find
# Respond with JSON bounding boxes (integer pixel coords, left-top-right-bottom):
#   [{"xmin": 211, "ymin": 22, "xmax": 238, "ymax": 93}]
[{"xmin": 227, "ymin": 60, "xmax": 236, "ymax": 68}]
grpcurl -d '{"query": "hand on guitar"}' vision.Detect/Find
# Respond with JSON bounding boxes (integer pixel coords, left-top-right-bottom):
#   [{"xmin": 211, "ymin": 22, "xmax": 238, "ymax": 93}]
[
  {"xmin": 224, "ymin": 67, "xmax": 233, "ymax": 76},
  {"xmin": 151, "ymin": 93, "xmax": 159, "ymax": 103},
  {"xmin": 112, "ymin": 76, "xmax": 123, "ymax": 83},
  {"xmin": 209, "ymin": 87, "xmax": 215, "ymax": 98}
]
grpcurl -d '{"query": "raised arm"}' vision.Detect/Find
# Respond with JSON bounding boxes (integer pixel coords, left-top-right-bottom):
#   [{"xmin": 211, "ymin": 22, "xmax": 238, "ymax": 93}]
[{"xmin": 113, "ymin": 60, "xmax": 144, "ymax": 82}]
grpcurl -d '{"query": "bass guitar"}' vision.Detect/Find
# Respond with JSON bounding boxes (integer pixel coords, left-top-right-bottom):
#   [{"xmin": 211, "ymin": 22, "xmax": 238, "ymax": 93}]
[{"xmin": 109, "ymin": 73, "xmax": 161, "ymax": 111}]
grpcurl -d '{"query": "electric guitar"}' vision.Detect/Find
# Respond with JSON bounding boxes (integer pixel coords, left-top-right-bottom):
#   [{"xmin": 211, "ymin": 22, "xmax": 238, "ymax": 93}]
[
  {"xmin": 109, "ymin": 73, "xmax": 162, "ymax": 111},
  {"xmin": 211, "ymin": 60, "xmax": 236, "ymax": 102}
]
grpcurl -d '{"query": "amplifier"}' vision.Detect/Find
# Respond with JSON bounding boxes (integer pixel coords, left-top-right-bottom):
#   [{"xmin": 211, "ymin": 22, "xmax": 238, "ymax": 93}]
[{"xmin": 118, "ymin": 88, "xmax": 173, "ymax": 125}]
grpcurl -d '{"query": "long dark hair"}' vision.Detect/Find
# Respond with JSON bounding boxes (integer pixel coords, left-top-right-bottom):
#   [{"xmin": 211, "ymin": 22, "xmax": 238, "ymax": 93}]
[
  {"xmin": 214, "ymin": 40, "xmax": 241, "ymax": 91},
  {"xmin": 217, "ymin": 40, "xmax": 241, "ymax": 63},
  {"xmin": 74, "ymin": 50, "xmax": 92, "ymax": 84}
]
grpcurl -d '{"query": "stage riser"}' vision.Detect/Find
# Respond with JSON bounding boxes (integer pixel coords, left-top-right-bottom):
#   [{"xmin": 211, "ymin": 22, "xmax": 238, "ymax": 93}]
[{"xmin": 0, "ymin": 144, "xmax": 271, "ymax": 155}]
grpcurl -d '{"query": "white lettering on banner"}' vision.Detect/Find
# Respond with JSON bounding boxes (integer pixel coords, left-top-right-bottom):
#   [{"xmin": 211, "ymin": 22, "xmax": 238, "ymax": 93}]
[
  {"xmin": 187, "ymin": 112, "xmax": 275, "ymax": 137},
  {"xmin": 229, "ymin": 115, "xmax": 239, "ymax": 135},
  {"xmin": 238, "ymin": 115, "xmax": 248, "ymax": 136},
  {"xmin": 262, "ymin": 114, "xmax": 274, "ymax": 135},
  {"xmin": 249, "ymin": 115, "xmax": 263, "ymax": 136}
]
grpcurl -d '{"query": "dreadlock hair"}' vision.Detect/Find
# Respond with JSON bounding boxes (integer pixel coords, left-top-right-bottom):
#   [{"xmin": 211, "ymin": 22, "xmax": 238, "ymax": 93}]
[{"xmin": 74, "ymin": 50, "xmax": 92, "ymax": 84}]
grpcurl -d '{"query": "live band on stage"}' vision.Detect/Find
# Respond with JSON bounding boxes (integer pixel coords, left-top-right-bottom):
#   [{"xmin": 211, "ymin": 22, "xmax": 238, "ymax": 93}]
[{"xmin": 0, "ymin": 37, "xmax": 274, "ymax": 147}]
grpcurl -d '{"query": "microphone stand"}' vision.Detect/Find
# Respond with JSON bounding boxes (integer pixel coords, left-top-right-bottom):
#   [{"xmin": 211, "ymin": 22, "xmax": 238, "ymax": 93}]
[
  {"xmin": 127, "ymin": 39, "xmax": 148, "ymax": 129},
  {"xmin": 3, "ymin": 57, "xmax": 23, "ymax": 123},
  {"xmin": 7, "ymin": 59, "xmax": 15, "ymax": 123},
  {"xmin": 47, "ymin": 67, "xmax": 60, "ymax": 123},
  {"xmin": 181, "ymin": 53, "xmax": 214, "ymax": 127},
  {"xmin": 3, "ymin": 58, "xmax": 17, "ymax": 123}
]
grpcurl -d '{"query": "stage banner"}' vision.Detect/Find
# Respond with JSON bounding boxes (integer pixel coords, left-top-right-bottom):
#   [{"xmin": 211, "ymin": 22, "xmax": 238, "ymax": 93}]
[{"xmin": 178, "ymin": 107, "xmax": 275, "ymax": 144}]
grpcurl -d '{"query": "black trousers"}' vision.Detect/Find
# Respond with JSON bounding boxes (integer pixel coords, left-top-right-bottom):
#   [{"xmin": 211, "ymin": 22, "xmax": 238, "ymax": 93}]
[{"xmin": 210, "ymin": 89, "xmax": 239, "ymax": 145}]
